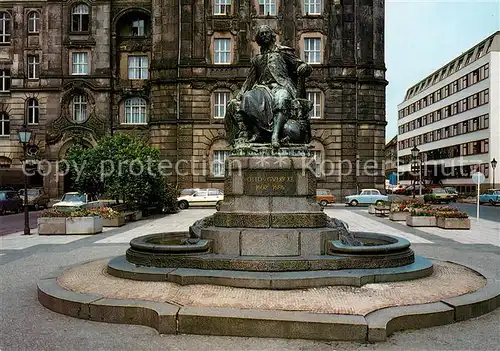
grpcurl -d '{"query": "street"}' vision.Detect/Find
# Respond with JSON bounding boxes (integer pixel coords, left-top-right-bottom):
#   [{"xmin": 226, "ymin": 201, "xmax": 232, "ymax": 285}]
[
  {"xmin": 0, "ymin": 210, "xmax": 41, "ymax": 236},
  {"xmin": 1, "ymin": 208, "xmax": 499, "ymax": 350}
]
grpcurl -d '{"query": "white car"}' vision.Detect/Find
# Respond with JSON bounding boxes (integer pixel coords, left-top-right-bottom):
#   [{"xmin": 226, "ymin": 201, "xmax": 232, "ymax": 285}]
[
  {"xmin": 345, "ymin": 189, "xmax": 389, "ymax": 207},
  {"xmin": 177, "ymin": 188, "xmax": 224, "ymax": 210},
  {"xmin": 52, "ymin": 192, "xmax": 100, "ymax": 212}
]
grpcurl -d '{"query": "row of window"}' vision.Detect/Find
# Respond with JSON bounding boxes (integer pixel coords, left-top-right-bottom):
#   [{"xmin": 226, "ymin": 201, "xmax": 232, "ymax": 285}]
[
  {"xmin": 399, "ymin": 163, "xmax": 490, "ymax": 181},
  {"xmin": 404, "ymin": 36, "xmax": 493, "ymax": 101},
  {"xmin": 203, "ymin": 0, "xmax": 326, "ymax": 17},
  {"xmin": 0, "ymin": 88, "xmax": 324, "ymax": 135},
  {"xmin": 398, "ymin": 114, "xmax": 489, "ymax": 151},
  {"xmin": 0, "ymin": 55, "xmax": 148, "ymax": 89},
  {"xmin": 0, "ymin": 96, "xmax": 149, "ymax": 136},
  {"xmin": 213, "ymin": 90, "xmax": 323, "ymax": 119},
  {"xmin": 0, "ymin": 0, "xmax": 325, "ymax": 44},
  {"xmin": 213, "ymin": 37, "xmax": 322, "ymax": 64},
  {"xmin": 398, "ymin": 89, "xmax": 490, "ymax": 136},
  {"xmin": 399, "ymin": 64, "xmax": 489, "ymax": 119},
  {"xmin": 0, "ymin": 6, "xmax": 88, "ymax": 42},
  {"xmin": 399, "ymin": 139, "xmax": 489, "ymax": 165}
]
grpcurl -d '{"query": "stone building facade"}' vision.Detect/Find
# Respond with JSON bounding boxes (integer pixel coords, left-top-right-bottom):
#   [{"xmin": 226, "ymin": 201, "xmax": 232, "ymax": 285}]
[{"xmin": 0, "ymin": 0, "xmax": 387, "ymax": 199}]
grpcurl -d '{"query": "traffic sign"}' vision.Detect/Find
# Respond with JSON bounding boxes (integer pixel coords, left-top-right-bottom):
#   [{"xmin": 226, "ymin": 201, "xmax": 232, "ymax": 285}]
[
  {"xmin": 471, "ymin": 172, "xmax": 485, "ymax": 185},
  {"xmin": 472, "ymin": 172, "xmax": 485, "ymax": 221}
]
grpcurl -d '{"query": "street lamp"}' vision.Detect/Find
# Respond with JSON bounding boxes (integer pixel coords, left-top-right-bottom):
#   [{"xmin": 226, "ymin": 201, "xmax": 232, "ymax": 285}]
[
  {"xmin": 18, "ymin": 125, "xmax": 32, "ymax": 235},
  {"xmin": 492, "ymin": 158, "xmax": 498, "ymax": 189},
  {"xmin": 411, "ymin": 146, "xmax": 420, "ymax": 199}
]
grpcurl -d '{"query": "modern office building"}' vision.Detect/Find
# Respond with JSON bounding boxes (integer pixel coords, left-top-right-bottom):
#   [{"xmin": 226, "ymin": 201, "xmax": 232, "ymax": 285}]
[
  {"xmin": 0, "ymin": 1, "xmax": 387, "ymax": 198},
  {"xmin": 397, "ymin": 32, "xmax": 499, "ymax": 192}
]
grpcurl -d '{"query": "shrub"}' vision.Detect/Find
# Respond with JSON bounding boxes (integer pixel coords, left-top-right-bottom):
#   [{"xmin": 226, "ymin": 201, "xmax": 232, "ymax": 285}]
[
  {"xmin": 410, "ymin": 208, "xmax": 436, "ymax": 217},
  {"xmin": 424, "ymin": 194, "xmax": 436, "ymax": 203}
]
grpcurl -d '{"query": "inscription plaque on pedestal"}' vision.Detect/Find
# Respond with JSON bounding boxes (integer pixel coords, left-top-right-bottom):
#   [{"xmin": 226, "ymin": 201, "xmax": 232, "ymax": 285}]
[{"xmin": 244, "ymin": 170, "xmax": 296, "ymax": 196}]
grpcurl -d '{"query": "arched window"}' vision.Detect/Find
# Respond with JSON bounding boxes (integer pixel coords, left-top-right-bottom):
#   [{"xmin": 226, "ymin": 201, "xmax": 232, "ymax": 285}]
[
  {"xmin": 0, "ymin": 12, "xmax": 11, "ymax": 43},
  {"xmin": 124, "ymin": 97, "xmax": 147, "ymax": 124},
  {"xmin": 27, "ymin": 98, "xmax": 39, "ymax": 125},
  {"xmin": 72, "ymin": 95, "xmax": 87, "ymax": 122},
  {"xmin": 71, "ymin": 4, "xmax": 89, "ymax": 32},
  {"xmin": 0, "ymin": 112, "xmax": 10, "ymax": 136},
  {"xmin": 28, "ymin": 11, "xmax": 40, "ymax": 33}
]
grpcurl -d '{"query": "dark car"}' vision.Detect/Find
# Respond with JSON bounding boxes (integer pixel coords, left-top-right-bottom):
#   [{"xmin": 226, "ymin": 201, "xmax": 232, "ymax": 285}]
[
  {"xmin": 19, "ymin": 188, "xmax": 50, "ymax": 210},
  {"xmin": 0, "ymin": 190, "xmax": 23, "ymax": 215}
]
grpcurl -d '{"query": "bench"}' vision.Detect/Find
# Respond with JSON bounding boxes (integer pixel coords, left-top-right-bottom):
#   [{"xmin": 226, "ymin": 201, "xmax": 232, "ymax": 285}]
[{"xmin": 374, "ymin": 206, "xmax": 390, "ymax": 217}]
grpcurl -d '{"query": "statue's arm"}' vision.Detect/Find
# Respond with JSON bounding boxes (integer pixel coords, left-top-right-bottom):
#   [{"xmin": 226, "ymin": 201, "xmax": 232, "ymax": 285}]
[{"xmin": 281, "ymin": 48, "xmax": 312, "ymax": 77}]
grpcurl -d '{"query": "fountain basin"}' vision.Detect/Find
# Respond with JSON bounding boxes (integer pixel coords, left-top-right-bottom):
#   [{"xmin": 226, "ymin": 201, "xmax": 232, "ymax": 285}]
[
  {"xmin": 129, "ymin": 232, "xmax": 211, "ymax": 254},
  {"xmin": 329, "ymin": 233, "xmax": 411, "ymax": 254}
]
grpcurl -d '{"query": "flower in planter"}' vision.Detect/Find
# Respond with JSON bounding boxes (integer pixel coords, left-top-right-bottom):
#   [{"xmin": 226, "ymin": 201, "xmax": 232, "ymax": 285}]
[
  {"xmin": 391, "ymin": 199, "xmax": 426, "ymax": 213},
  {"xmin": 90, "ymin": 207, "xmax": 120, "ymax": 219},
  {"xmin": 435, "ymin": 211, "xmax": 469, "ymax": 218},
  {"xmin": 410, "ymin": 208, "xmax": 436, "ymax": 217}
]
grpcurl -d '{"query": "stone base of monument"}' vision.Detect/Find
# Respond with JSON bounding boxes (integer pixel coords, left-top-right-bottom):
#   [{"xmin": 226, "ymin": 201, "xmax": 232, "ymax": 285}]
[
  {"xmin": 38, "ymin": 258, "xmax": 499, "ymax": 341},
  {"xmin": 214, "ymin": 153, "xmax": 325, "ymax": 228}
]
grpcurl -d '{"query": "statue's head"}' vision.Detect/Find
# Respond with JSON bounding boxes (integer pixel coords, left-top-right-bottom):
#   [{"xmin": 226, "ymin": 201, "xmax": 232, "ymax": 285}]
[{"xmin": 255, "ymin": 25, "xmax": 276, "ymax": 47}]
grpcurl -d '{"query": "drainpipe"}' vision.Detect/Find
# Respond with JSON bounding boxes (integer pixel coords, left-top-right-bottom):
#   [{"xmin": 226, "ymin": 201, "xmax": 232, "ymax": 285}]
[
  {"xmin": 354, "ymin": 0, "xmax": 359, "ymax": 193},
  {"xmin": 109, "ymin": 0, "xmax": 114, "ymax": 136},
  {"xmin": 175, "ymin": 0, "xmax": 182, "ymax": 189}
]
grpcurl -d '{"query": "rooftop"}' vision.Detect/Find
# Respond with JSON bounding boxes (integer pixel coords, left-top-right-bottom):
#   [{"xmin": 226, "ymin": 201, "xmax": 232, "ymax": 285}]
[{"xmin": 403, "ymin": 31, "xmax": 500, "ymax": 102}]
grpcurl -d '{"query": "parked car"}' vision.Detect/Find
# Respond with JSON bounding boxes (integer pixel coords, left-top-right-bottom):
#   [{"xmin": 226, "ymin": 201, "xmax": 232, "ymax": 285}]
[
  {"xmin": 392, "ymin": 185, "xmax": 407, "ymax": 195},
  {"xmin": 479, "ymin": 189, "xmax": 500, "ymax": 205},
  {"xmin": 0, "ymin": 190, "xmax": 23, "ymax": 215},
  {"xmin": 52, "ymin": 192, "xmax": 100, "ymax": 212},
  {"xmin": 424, "ymin": 188, "xmax": 455, "ymax": 204},
  {"xmin": 444, "ymin": 187, "xmax": 459, "ymax": 202},
  {"xmin": 316, "ymin": 189, "xmax": 336, "ymax": 207},
  {"xmin": 18, "ymin": 188, "xmax": 50, "ymax": 210},
  {"xmin": 403, "ymin": 185, "xmax": 428, "ymax": 195},
  {"xmin": 345, "ymin": 189, "xmax": 389, "ymax": 207},
  {"xmin": 177, "ymin": 188, "xmax": 224, "ymax": 210}
]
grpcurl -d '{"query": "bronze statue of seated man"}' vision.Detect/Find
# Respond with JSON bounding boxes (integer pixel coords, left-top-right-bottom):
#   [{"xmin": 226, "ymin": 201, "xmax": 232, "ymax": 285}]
[{"xmin": 225, "ymin": 25, "xmax": 313, "ymax": 148}]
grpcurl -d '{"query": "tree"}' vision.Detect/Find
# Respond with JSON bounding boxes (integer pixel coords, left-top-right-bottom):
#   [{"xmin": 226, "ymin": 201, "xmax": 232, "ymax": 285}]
[{"xmin": 65, "ymin": 133, "xmax": 177, "ymax": 211}]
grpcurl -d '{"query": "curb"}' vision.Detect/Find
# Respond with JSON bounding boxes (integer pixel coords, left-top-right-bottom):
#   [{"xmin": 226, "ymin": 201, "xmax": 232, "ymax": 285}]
[{"xmin": 37, "ymin": 260, "xmax": 500, "ymax": 342}]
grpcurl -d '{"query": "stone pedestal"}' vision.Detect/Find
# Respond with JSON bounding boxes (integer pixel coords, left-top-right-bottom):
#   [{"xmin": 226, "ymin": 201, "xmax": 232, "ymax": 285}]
[{"xmin": 214, "ymin": 152, "xmax": 326, "ymax": 229}]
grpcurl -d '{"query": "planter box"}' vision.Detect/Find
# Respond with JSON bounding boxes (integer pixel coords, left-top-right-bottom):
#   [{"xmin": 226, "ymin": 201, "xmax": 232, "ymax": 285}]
[
  {"xmin": 131, "ymin": 211, "xmax": 142, "ymax": 221},
  {"xmin": 389, "ymin": 212, "xmax": 409, "ymax": 221},
  {"xmin": 437, "ymin": 217, "xmax": 471, "ymax": 230},
  {"xmin": 66, "ymin": 216, "xmax": 103, "ymax": 234},
  {"xmin": 368, "ymin": 205, "xmax": 376, "ymax": 214},
  {"xmin": 406, "ymin": 216, "xmax": 437, "ymax": 227},
  {"xmin": 102, "ymin": 216, "xmax": 126, "ymax": 227},
  {"xmin": 38, "ymin": 217, "xmax": 66, "ymax": 235}
]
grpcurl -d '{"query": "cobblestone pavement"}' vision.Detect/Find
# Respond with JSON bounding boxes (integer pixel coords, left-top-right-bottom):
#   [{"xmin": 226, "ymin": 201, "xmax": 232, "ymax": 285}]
[{"xmin": 1, "ymin": 207, "xmax": 499, "ymax": 350}]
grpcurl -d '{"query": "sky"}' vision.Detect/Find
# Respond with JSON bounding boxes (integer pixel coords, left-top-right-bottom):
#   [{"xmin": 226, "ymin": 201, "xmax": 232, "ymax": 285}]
[{"xmin": 385, "ymin": 0, "xmax": 500, "ymax": 141}]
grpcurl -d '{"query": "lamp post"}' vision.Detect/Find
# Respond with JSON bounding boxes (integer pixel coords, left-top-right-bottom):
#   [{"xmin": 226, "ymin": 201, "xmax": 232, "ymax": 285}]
[
  {"xmin": 18, "ymin": 125, "xmax": 32, "ymax": 235},
  {"xmin": 492, "ymin": 158, "xmax": 498, "ymax": 189},
  {"xmin": 411, "ymin": 146, "xmax": 420, "ymax": 199}
]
